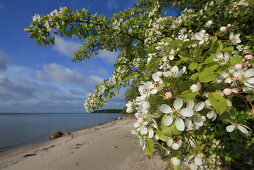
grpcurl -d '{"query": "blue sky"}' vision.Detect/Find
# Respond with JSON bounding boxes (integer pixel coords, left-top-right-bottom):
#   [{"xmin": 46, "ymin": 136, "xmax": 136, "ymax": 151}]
[{"xmin": 0, "ymin": 0, "xmax": 136, "ymax": 113}]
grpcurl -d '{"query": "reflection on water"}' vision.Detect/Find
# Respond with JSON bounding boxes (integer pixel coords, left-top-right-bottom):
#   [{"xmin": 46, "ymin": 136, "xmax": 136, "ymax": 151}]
[{"xmin": 0, "ymin": 113, "xmax": 121, "ymax": 151}]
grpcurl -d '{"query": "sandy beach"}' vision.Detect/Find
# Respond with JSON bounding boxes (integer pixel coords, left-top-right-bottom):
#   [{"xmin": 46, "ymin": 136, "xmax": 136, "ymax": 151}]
[{"xmin": 0, "ymin": 117, "xmax": 168, "ymax": 170}]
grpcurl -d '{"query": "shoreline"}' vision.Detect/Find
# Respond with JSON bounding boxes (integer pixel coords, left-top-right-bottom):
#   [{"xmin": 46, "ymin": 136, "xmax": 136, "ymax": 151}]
[
  {"xmin": 0, "ymin": 116, "xmax": 168, "ymax": 170},
  {"xmin": 0, "ymin": 115, "xmax": 122, "ymax": 153}
]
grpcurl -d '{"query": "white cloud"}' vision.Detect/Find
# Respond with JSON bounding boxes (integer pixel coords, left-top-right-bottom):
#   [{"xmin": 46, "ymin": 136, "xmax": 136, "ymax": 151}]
[
  {"xmin": 53, "ymin": 36, "xmax": 82, "ymax": 58},
  {"xmin": 97, "ymin": 50, "xmax": 118, "ymax": 64},
  {"xmin": 88, "ymin": 75, "xmax": 104, "ymax": 86},
  {"xmin": 37, "ymin": 63, "xmax": 85, "ymax": 83},
  {"xmin": 107, "ymin": 0, "xmax": 118, "ymax": 9},
  {"xmin": 97, "ymin": 68, "xmax": 108, "ymax": 76},
  {"xmin": 0, "ymin": 65, "xmax": 87, "ymax": 113}
]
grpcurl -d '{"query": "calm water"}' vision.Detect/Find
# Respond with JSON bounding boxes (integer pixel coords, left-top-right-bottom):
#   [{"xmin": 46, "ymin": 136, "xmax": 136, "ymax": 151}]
[{"xmin": 0, "ymin": 113, "xmax": 121, "ymax": 152}]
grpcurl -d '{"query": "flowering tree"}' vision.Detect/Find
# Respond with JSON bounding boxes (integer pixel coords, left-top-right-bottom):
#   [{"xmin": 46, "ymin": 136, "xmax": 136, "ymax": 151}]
[{"xmin": 26, "ymin": 0, "xmax": 254, "ymax": 169}]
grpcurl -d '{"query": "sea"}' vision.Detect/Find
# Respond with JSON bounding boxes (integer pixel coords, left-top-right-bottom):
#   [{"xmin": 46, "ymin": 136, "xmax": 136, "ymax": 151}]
[{"xmin": 0, "ymin": 113, "xmax": 121, "ymax": 152}]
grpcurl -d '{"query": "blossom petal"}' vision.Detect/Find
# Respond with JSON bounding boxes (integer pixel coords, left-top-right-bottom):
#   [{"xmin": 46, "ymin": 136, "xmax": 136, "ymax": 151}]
[
  {"xmin": 193, "ymin": 116, "xmax": 203, "ymax": 127},
  {"xmin": 171, "ymin": 66, "xmax": 179, "ymax": 74},
  {"xmin": 145, "ymin": 81, "xmax": 154, "ymax": 89},
  {"xmin": 142, "ymin": 101, "xmax": 150, "ymax": 110},
  {"xmin": 186, "ymin": 100, "xmax": 194, "ymax": 109},
  {"xmin": 148, "ymin": 129, "xmax": 154, "ymax": 138},
  {"xmin": 172, "ymin": 143, "xmax": 180, "ymax": 150},
  {"xmin": 226, "ymin": 125, "xmax": 235, "ymax": 132},
  {"xmin": 159, "ymin": 104, "xmax": 172, "ymax": 113},
  {"xmin": 175, "ymin": 118, "xmax": 185, "ymax": 131},
  {"xmin": 226, "ymin": 99, "xmax": 232, "ymax": 106},
  {"xmin": 166, "ymin": 138, "xmax": 173, "ymax": 147},
  {"xmin": 163, "ymin": 115, "xmax": 173, "ymax": 126},
  {"xmin": 139, "ymin": 137, "xmax": 146, "ymax": 150},
  {"xmin": 171, "ymin": 157, "xmax": 180, "ymax": 166},
  {"xmin": 176, "ymin": 66, "xmax": 186, "ymax": 77},
  {"xmin": 126, "ymin": 107, "xmax": 133, "ymax": 113},
  {"xmin": 134, "ymin": 122, "xmax": 139, "ymax": 128},
  {"xmin": 131, "ymin": 130, "xmax": 138, "ymax": 135},
  {"xmin": 190, "ymin": 163, "xmax": 198, "ymax": 170},
  {"xmin": 150, "ymin": 88, "xmax": 157, "ymax": 94},
  {"xmin": 194, "ymin": 156, "xmax": 203, "ymax": 166},
  {"xmin": 244, "ymin": 69, "xmax": 254, "ymax": 78},
  {"xmin": 206, "ymin": 111, "xmax": 215, "ymax": 119},
  {"xmin": 247, "ymin": 78, "xmax": 254, "ymax": 84},
  {"xmin": 237, "ymin": 125, "xmax": 248, "ymax": 134},
  {"xmin": 194, "ymin": 102, "xmax": 205, "ymax": 111},
  {"xmin": 173, "ymin": 98, "xmax": 183, "ymax": 110},
  {"xmin": 140, "ymin": 127, "xmax": 148, "ymax": 135},
  {"xmin": 185, "ymin": 119, "xmax": 193, "ymax": 130},
  {"xmin": 163, "ymin": 71, "xmax": 172, "ymax": 77},
  {"xmin": 180, "ymin": 108, "xmax": 194, "ymax": 117},
  {"xmin": 205, "ymin": 100, "xmax": 211, "ymax": 107}
]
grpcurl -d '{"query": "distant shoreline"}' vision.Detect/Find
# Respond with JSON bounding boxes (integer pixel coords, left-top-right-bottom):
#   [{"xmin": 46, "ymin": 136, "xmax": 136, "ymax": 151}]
[{"xmin": 91, "ymin": 109, "xmax": 123, "ymax": 113}]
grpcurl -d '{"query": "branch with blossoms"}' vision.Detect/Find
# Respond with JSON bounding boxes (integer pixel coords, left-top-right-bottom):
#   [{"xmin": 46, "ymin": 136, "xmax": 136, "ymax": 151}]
[
  {"xmin": 26, "ymin": 0, "xmax": 254, "ymax": 169},
  {"xmin": 128, "ymin": 1, "xmax": 254, "ymax": 167}
]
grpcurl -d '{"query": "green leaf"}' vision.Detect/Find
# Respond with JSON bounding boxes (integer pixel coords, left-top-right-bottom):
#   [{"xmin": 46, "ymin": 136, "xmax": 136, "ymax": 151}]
[
  {"xmin": 172, "ymin": 121, "xmax": 182, "ymax": 136},
  {"xmin": 155, "ymin": 130, "xmax": 168, "ymax": 141},
  {"xmin": 205, "ymin": 54, "xmax": 216, "ymax": 64},
  {"xmin": 146, "ymin": 57, "xmax": 158, "ymax": 72},
  {"xmin": 220, "ymin": 46, "xmax": 234, "ymax": 52},
  {"xmin": 183, "ymin": 40, "xmax": 199, "ymax": 47},
  {"xmin": 220, "ymin": 107, "xmax": 235, "ymax": 122},
  {"xmin": 230, "ymin": 57, "xmax": 243, "ymax": 65},
  {"xmin": 145, "ymin": 46, "xmax": 157, "ymax": 53},
  {"xmin": 145, "ymin": 137, "xmax": 153, "ymax": 157},
  {"xmin": 161, "ymin": 116, "xmax": 173, "ymax": 137},
  {"xmin": 24, "ymin": 28, "xmax": 30, "ymax": 32},
  {"xmin": 199, "ymin": 68, "xmax": 214, "ymax": 82},
  {"xmin": 190, "ymin": 73, "xmax": 199, "ymax": 80},
  {"xmin": 216, "ymin": 65, "xmax": 227, "ymax": 74},
  {"xmin": 148, "ymin": 93, "xmax": 163, "ymax": 104},
  {"xmin": 178, "ymin": 90, "xmax": 198, "ymax": 100},
  {"xmin": 250, "ymin": 58, "xmax": 254, "ymax": 64},
  {"xmin": 199, "ymin": 64, "xmax": 219, "ymax": 82},
  {"xmin": 189, "ymin": 62, "xmax": 198, "ymax": 71},
  {"xmin": 208, "ymin": 93, "xmax": 227, "ymax": 114},
  {"xmin": 173, "ymin": 165, "xmax": 181, "ymax": 170},
  {"xmin": 193, "ymin": 48, "xmax": 201, "ymax": 59},
  {"xmin": 161, "ymin": 37, "xmax": 173, "ymax": 43}
]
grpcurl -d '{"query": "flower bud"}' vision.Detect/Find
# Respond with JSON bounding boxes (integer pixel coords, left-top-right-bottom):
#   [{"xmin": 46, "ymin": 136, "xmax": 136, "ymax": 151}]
[
  {"xmin": 156, "ymin": 71, "xmax": 163, "ymax": 77},
  {"xmin": 172, "ymin": 34, "xmax": 175, "ymax": 38},
  {"xmin": 205, "ymin": 20, "xmax": 213, "ymax": 27},
  {"xmin": 155, "ymin": 134, "xmax": 160, "ymax": 140},
  {"xmin": 189, "ymin": 30, "xmax": 192, "ymax": 33},
  {"xmin": 199, "ymin": 153, "xmax": 205, "ymax": 159},
  {"xmin": 245, "ymin": 54, "xmax": 253, "ymax": 60},
  {"xmin": 137, "ymin": 118, "xmax": 143, "ymax": 124},
  {"xmin": 227, "ymin": 24, "xmax": 232, "ymax": 28},
  {"xmin": 242, "ymin": 62, "xmax": 246, "ymax": 66},
  {"xmin": 220, "ymin": 26, "xmax": 227, "ymax": 32},
  {"xmin": 201, "ymin": 116, "xmax": 206, "ymax": 122},
  {"xmin": 233, "ymin": 77, "xmax": 238, "ymax": 81},
  {"xmin": 190, "ymin": 84, "xmax": 199, "ymax": 93},
  {"xmin": 234, "ymin": 64, "xmax": 242, "ymax": 69},
  {"xmin": 223, "ymin": 88, "xmax": 232, "ymax": 95},
  {"xmin": 164, "ymin": 92, "xmax": 172, "ymax": 99}
]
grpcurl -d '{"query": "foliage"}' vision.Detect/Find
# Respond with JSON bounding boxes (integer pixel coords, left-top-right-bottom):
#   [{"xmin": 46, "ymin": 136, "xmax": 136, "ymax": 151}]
[{"xmin": 26, "ymin": 0, "xmax": 254, "ymax": 169}]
